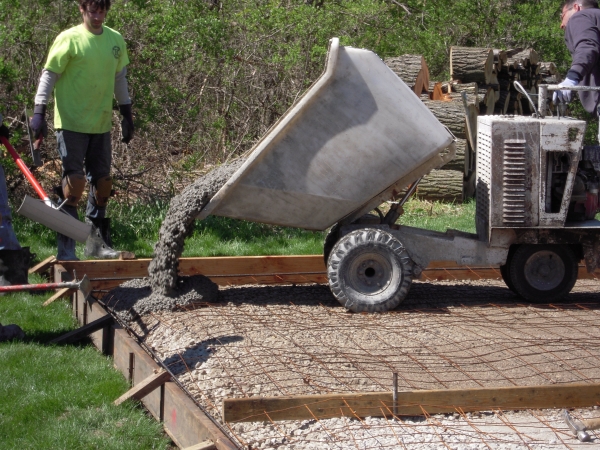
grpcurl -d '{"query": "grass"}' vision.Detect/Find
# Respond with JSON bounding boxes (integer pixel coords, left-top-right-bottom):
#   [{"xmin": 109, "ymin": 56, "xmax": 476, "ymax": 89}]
[
  {"xmin": 12, "ymin": 198, "xmax": 478, "ymax": 261},
  {"xmin": 0, "ymin": 274, "xmax": 172, "ymax": 450}
]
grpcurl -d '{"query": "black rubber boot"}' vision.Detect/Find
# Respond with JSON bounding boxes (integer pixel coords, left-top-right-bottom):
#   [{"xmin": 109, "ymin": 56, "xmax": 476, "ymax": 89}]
[
  {"xmin": 0, "ymin": 248, "xmax": 32, "ymax": 286},
  {"xmin": 84, "ymin": 218, "xmax": 120, "ymax": 259}
]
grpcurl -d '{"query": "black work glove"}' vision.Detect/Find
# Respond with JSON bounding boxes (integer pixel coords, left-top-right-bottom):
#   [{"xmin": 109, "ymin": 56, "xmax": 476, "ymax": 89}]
[
  {"xmin": 30, "ymin": 104, "xmax": 48, "ymax": 139},
  {"xmin": 0, "ymin": 124, "xmax": 9, "ymax": 139},
  {"xmin": 119, "ymin": 103, "xmax": 134, "ymax": 144}
]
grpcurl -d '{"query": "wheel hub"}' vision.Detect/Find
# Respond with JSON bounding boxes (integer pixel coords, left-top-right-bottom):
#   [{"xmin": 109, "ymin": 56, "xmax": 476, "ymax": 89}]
[
  {"xmin": 349, "ymin": 254, "xmax": 394, "ymax": 294},
  {"xmin": 524, "ymin": 250, "xmax": 565, "ymax": 291}
]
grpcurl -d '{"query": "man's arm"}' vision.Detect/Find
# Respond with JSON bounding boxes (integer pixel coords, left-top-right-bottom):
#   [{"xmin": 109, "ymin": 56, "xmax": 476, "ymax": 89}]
[
  {"xmin": 30, "ymin": 69, "xmax": 61, "ymax": 138},
  {"xmin": 115, "ymin": 67, "xmax": 134, "ymax": 144},
  {"xmin": 566, "ymin": 13, "xmax": 600, "ymax": 82}
]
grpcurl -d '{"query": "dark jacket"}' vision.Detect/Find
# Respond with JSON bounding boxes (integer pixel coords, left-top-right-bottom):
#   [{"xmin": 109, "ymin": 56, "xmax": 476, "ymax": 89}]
[{"xmin": 565, "ymin": 7, "xmax": 600, "ymax": 114}]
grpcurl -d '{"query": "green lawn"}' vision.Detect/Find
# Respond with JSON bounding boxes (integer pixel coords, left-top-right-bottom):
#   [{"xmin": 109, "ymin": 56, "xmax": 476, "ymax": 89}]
[
  {"xmin": 12, "ymin": 198, "xmax": 478, "ymax": 261},
  {"xmin": 0, "ymin": 275, "xmax": 172, "ymax": 450}
]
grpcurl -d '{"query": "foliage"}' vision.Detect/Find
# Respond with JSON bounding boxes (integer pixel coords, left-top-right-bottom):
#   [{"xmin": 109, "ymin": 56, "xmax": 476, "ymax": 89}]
[{"xmin": 0, "ymin": 0, "xmax": 571, "ymax": 206}]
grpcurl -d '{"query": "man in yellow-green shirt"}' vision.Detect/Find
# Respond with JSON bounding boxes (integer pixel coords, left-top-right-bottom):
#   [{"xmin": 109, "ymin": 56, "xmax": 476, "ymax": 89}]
[{"xmin": 31, "ymin": 0, "xmax": 134, "ymax": 260}]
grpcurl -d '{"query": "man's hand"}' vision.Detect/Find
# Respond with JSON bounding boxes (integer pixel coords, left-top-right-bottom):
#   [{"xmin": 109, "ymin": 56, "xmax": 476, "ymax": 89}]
[
  {"xmin": 553, "ymin": 78, "xmax": 578, "ymax": 104},
  {"xmin": 0, "ymin": 124, "xmax": 9, "ymax": 140},
  {"xmin": 119, "ymin": 104, "xmax": 134, "ymax": 144},
  {"xmin": 30, "ymin": 104, "xmax": 48, "ymax": 139}
]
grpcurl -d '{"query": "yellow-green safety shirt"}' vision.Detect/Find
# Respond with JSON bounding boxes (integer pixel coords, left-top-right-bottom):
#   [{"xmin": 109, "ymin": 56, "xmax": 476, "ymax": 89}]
[{"xmin": 44, "ymin": 24, "xmax": 129, "ymax": 134}]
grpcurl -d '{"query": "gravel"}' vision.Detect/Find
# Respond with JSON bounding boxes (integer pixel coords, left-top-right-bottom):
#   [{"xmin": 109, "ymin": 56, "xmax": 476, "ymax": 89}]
[{"xmin": 127, "ymin": 277, "xmax": 600, "ymax": 449}]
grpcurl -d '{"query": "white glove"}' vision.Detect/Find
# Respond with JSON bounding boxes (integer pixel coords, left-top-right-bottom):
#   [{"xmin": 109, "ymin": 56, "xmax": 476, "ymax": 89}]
[{"xmin": 553, "ymin": 77, "xmax": 578, "ymax": 104}]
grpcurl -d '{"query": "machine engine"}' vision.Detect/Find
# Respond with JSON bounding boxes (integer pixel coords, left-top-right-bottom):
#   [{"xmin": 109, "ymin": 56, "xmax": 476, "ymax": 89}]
[{"xmin": 552, "ymin": 146, "xmax": 600, "ymax": 221}]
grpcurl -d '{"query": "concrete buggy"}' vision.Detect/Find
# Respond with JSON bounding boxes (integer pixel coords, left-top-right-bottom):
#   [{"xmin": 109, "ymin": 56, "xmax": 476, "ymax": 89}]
[{"xmin": 197, "ymin": 38, "xmax": 600, "ymax": 312}]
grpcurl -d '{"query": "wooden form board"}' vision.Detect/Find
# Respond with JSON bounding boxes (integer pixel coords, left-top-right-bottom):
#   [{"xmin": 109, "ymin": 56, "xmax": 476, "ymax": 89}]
[
  {"xmin": 223, "ymin": 383, "xmax": 600, "ymax": 422},
  {"xmin": 55, "ymin": 256, "xmax": 600, "ymax": 296},
  {"xmin": 62, "ymin": 266, "xmax": 238, "ymax": 450}
]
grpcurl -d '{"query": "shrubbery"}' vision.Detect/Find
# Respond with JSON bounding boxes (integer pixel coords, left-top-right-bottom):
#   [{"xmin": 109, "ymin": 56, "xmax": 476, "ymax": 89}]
[{"xmin": 0, "ymin": 0, "xmax": 568, "ymax": 202}]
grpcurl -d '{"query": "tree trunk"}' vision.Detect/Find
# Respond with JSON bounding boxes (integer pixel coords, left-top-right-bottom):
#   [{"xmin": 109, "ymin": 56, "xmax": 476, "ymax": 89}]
[
  {"xmin": 450, "ymin": 47, "xmax": 494, "ymax": 84},
  {"xmin": 438, "ymin": 138, "xmax": 467, "ymax": 172},
  {"xmin": 385, "ymin": 55, "xmax": 430, "ymax": 95},
  {"xmin": 421, "ymin": 99, "xmax": 467, "ymax": 139},
  {"xmin": 417, "ymin": 169, "xmax": 464, "ymax": 203}
]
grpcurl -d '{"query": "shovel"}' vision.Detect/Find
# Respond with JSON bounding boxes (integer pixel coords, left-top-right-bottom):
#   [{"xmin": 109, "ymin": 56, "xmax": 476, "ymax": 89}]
[
  {"xmin": 0, "ymin": 135, "xmax": 91, "ymax": 242},
  {"xmin": 0, "ymin": 274, "xmax": 90, "ymax": 295}
]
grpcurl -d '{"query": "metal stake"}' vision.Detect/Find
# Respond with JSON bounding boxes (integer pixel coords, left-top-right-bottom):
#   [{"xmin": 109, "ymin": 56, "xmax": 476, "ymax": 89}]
[{"xmin": 393, "ymin": 372, "xmax": 398, "ymax": 416}]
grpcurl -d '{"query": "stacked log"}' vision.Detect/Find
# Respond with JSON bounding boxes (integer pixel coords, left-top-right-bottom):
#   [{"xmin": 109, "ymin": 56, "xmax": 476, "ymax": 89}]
[
  {"xmin": 385, "ymin": 55, "xmax": 430, "ymax": 96},
  {"xmin": 450, "ymin": 47, "xmax": 495, "ymax": 84},
  {"xmin": 386, "ymin": 47, "xmax": 556, "ymax": 204}
]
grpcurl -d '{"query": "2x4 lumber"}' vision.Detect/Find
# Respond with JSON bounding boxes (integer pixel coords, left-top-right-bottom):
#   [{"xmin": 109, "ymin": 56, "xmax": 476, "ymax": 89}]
[
  {"xmin": 29, "ymin": 255, "xmax": 56, "ymax": 274},
  {"xmin": 223, "ymin": 383, "xmax": 600, "ymax": 423},
  {"xmin": 42, "ymin": 287, "xmax": 72, "ymax": 307},
  {"xmin": 49, "ymin": 314, "xmax": 113, "ymax": 345},
  {"xmin": 53, "ymin": 257, "xmax": 600, "ymax": 290},
  {"xmin": 114, "ymin": 369, "xmax": 172, "ymax": 406},
  {"xmin": 182, "ymin": 442, "xmax": 216, "ymax": 450},
  {"xmin": 58, "ymin": 255, "xmax": 326, "ymax": 279}
]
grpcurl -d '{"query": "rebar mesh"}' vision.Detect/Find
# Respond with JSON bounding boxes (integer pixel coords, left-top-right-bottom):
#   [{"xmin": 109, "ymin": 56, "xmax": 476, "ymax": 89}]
[{"xmin": 118, "ymin": 277, "xmax": 600, "ymax": 449}]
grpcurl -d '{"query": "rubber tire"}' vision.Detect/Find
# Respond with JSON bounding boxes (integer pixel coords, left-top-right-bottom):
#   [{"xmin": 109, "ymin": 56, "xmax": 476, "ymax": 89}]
[
  {"xmin": 323, "ymin": 224, "xmax": 340, "ymax": 266},
  {"xmin": 327, "ymin": 228, "xmax": 412, "ymax": 312},
  {"xmin": 508, "ymin": 244, "xmax": 578, "ymax": 303},
  {"xmin": 500, "ymin": 246, "xmax": 517, "ymax": 294}
]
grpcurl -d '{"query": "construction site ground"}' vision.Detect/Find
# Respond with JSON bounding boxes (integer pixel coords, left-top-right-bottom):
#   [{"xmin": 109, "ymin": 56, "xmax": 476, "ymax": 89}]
[{"xmin": 114, "ymin": 276, "xmax": 600, "ymax": 449}]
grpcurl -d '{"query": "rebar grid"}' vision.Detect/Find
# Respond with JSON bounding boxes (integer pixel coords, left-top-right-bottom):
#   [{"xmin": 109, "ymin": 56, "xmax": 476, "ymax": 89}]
[{"xmin": 128, "ymin": 278, "xmax": 600, "ymax": 449}]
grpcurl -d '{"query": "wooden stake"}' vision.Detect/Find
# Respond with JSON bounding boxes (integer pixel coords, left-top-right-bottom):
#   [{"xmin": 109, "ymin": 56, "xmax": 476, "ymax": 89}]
[
  {"xmin": 114, "ymin": 368, "xmax": 171, "ymax": 406},
  {"xmin": 49, "ymin": 314, "xmax": 114, "ymax": 345},
  {"xmin": 43, "ymin": 288, "xmax": 72, "ymax": 307},
  {"xmin": 29, "ymin": 256, "xmax": 56, "ymax": 275},
  {"xmin": 181, "ymin": 441, "xmax": 216, "ymax": 450}
]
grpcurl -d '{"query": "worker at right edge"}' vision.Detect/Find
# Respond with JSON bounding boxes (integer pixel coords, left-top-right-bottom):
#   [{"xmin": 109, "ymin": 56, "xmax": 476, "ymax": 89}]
[{"xmin": 555, "ymin": 0, "xmax": 600, "ymax": 118}]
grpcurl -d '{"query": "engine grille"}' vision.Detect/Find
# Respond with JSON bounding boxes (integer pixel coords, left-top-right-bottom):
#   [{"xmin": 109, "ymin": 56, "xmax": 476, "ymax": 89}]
[
  {"xmin": 502, "ymin": 139, "xmax": 527, "ymax": 225},
  {"xmin": 476, "ymin": 127, "xmax": 492, "ymax": 238}
]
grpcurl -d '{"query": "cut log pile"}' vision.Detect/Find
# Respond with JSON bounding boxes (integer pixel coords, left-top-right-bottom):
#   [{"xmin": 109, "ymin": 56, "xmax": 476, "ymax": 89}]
[{"xmin": 385, "ymin": 46, "xmax": 558, "ymax": 203}]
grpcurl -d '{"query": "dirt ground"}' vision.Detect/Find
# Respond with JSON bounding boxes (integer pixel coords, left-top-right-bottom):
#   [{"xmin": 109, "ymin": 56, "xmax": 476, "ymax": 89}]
[{"xmin": 128, "ymin": 277, "xmax": 600, "ymax": 449}]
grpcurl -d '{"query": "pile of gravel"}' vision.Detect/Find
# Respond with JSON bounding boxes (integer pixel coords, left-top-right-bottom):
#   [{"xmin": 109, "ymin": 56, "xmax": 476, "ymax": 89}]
[{"xmin": 103, "ymin": 275, "xmax": 219, "ymax": 322}]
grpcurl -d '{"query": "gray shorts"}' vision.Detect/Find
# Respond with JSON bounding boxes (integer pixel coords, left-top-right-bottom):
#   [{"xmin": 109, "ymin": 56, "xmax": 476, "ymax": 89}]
[
  {"xmin": 55, "ymin": 129, "xmax": 112, "ymax": 219},
  {"xmin": 56, "ymin": 129, "xmax": 112, "ymax": 182}
]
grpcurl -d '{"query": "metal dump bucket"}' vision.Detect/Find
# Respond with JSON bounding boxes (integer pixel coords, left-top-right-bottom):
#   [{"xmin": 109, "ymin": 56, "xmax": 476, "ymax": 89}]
[{"xmin": 198, "ymin": 38, "xmax": 454, "ymax": 230}]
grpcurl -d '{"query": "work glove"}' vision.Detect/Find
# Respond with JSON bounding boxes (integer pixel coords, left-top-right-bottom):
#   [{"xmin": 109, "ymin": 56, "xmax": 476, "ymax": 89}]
[
  {"xmin": 119, "ymin": 103, "xmax": 134, "ymax": 144},
  {"xmin": 0, "ymin": 114, "xmax": 8, "ymax": 139},
  {"xmin": 30, "ymin": 104, "xmax": 48, "ymax": 139},
  {"xmin": 552, "ymin": 78, "xmax": 578, "ymax": 104}
]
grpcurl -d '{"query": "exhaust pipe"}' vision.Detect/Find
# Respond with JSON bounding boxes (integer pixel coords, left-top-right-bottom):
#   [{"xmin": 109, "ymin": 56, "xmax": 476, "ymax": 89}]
[{"xmin": 17, "ymin": 195, "xmax": 91, "ymax": 243}]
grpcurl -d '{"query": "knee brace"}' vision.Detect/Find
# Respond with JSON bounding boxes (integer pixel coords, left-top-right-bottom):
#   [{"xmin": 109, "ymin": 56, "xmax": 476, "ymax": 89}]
[
  {"xmin": 62, "ymin": 174, "xmax": 86, "ymax": 207},
  {"xmin": 92, "ymin": 176, "xmax": 113, "ymax": 207}
]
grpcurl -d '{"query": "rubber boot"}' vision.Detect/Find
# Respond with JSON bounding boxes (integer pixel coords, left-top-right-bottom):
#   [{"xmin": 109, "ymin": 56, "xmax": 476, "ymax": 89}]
[
  {"xmin": 84, "ymin": 218, "xmax": 120, "ymax": 259},
  {"xmin": 0, "ymin": 248, "xmax": 32, "ymax": 286},
  {"xmin": 57, "ymin": 233, "xmax": 79, "ymax": 261}
]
